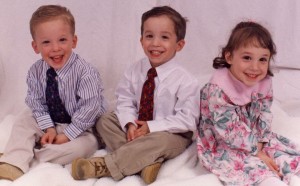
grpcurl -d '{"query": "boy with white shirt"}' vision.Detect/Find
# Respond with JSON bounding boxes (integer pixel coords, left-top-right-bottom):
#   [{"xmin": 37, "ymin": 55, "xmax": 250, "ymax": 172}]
[{"xmin": 72, "ymin": 6, "xmax": 199, "ymax": 184}]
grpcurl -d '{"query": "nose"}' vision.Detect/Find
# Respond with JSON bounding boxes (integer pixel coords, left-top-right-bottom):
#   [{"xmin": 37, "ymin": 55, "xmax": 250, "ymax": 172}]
[
  {"xmin": 251, "ymin": 61, "xmax": 259, "ymax": 70},
  {"xmin": 152, "ymin": 37, "xmax": 160, "ymax": 46},
  {"xmin": 51, "ymin": 42, "xmax": 60, "ymax": 51}
]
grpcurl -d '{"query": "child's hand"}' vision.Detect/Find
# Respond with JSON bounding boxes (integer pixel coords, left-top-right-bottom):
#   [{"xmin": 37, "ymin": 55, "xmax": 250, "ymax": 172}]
[
  {"xmin": 54, "ymin": 133, "xmax": 70, "ymax": 144},
  {"xmin": 134, "ymin": 120, "xmax": 150, "ymax": 138},
  {"xmin": 126, "ymin": 122, "xmax": 137, "ymax": 142},
  {"xmin": 256, "ymin": 151, "xmax": 283, "ymax": 178},
  {"xmin": 41, "ymin": 127, "xmax": 57, "ymax": 146}
]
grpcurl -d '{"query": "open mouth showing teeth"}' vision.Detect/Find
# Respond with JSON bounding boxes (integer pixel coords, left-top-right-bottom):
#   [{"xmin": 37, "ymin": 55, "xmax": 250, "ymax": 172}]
[
  {"xmin": 51, "ymin": 55, "xmax": 63, "ymax": 62},
  {"xmin": 246, "ymin": 73, "xmax": 258, "ymax": 78},
  {"xmin": 150, "ymin": 51, "xmax": 162, "ymax": 55}
]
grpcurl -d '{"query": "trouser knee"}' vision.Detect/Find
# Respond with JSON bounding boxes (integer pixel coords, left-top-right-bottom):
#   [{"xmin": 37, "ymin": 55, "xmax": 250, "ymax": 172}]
[{"xmin": 96, "ymin": 112, "xmax": 119, "ymax": 135}]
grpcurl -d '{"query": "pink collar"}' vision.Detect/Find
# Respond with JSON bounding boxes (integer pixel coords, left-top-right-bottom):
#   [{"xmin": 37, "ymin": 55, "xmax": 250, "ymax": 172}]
[{"xmin": 210, "ymin": 68, "xmax": 272, "ymax": 105}]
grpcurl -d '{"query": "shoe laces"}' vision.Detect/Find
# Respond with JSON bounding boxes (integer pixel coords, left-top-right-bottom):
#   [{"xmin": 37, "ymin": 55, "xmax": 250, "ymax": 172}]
[{"xmin": 94, "ymin": 160, "xmax": 108, "ymax": 176}]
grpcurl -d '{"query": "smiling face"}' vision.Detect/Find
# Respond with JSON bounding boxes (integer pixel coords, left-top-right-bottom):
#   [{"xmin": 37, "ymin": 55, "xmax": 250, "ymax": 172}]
[
  {"xmin": 31, "ymin": 18, "xmax": 77, "ymax": 70},
  {"xmin": 226, "ymin": 44, "xmax": 271, "ymax": 87},
  {"xmin": 140, "ymin": 15, "xmax": 185, "ymax": 67}
]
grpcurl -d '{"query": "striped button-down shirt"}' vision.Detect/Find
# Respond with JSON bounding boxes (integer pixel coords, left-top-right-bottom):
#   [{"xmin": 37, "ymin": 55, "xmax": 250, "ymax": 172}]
[{"xmin": 26, "ymin": 52, "xmax": 106, "ymax": 140}]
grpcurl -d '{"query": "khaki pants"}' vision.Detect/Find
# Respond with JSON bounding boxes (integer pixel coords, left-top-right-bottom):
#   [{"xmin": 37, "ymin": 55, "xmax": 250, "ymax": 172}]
[
  {"xmin": 97, "ymin": 112, "xmax": 192, "ymax": 180},
  {"xmin": 0, "ymin": 109, "xmax": 98, "ymax": 172}
]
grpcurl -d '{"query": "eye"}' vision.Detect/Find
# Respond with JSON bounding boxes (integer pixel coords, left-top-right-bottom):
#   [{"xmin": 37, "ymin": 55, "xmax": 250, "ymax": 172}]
[
  {"xmin": 42, "ymin": 40, "xmax": 50, "ymax": 44},
  {"xmin": 59, "ymin": 38, "xmax": 67, "ymax": 42},
  {"xmin": 162, "ymin": 35, "xmax": 169, "ymax": 40},
  {"xmin": 242, "ymin": 55, "xmax": 251, "ymax": 61},
  {"xmin": 259, "ymin": 57, "xmax": 269, "ymax": 63},
  {"xmin": 145, "ymin": 34, "xmax": 153, "ymax": 39}
]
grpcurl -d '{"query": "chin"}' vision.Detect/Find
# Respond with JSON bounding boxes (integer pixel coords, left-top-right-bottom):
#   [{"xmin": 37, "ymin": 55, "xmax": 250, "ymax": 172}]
[{"xmin": 244, "ymin": 81, "xmax": 258, "ymax": 87}]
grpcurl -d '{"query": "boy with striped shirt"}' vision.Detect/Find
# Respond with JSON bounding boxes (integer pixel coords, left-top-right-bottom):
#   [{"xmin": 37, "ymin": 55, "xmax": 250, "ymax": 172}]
[{"xmin": 0, "ymin": 5, "xmax": 106, "ymax": 181}]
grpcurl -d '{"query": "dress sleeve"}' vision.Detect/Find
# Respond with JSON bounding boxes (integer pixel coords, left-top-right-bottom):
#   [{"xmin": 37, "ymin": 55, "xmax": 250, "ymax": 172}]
[
  {"xmin": 204, "ymin": 84, "xmax": 259, "ymax": 155},
  {"xmin": 256, "ymin": 88, "xmax": 273, "ymax": 143}
]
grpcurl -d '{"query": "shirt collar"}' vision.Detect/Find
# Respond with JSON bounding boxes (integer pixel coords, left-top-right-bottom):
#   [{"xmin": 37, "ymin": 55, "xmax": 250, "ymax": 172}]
[
  {"xmin": 210, "ymin": 68, "xmax": 272, "ymax": 105},
  {"xmin": 143, "ymin": 57, "xmax": 178, "ymax": 82},
  {"xmin": 45, "ymin": 52, "xmax": 76, "ymax": 80}
]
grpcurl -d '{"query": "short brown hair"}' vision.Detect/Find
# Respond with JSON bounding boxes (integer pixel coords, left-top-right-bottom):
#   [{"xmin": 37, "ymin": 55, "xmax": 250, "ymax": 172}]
[
  {"xmin": 213, "ymin": 21, "xmax": 276, "ymax": 76},
  {"xmin": 30, "ymin": 5, "xmax": 75, "ymax": 39},
  {"xmin": 141, "ymin": 6, "xmax": 187, "ymax": 41}
]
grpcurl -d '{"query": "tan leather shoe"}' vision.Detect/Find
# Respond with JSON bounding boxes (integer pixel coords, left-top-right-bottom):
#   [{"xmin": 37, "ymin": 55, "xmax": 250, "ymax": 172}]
[
  {"xmin": 141, "ymin": 162, "xmax": 161, "ymax": 184},
  {"xmin": 0, "ymin": 163, "xmax": 24, "ymax": 181},
  {"xmin": 72, "ymin": 157, "xmax": 111, "ymax": 180}
]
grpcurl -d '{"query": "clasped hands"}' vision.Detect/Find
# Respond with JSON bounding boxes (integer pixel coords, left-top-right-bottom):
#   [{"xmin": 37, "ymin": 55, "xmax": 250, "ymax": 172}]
[
  {"xmin": 40, "ymin": 127, "xmax": 70, "ymax": 146},
  {"xmin": 126, "ymin": 120, "xmax": 150, "ymax": 141}
]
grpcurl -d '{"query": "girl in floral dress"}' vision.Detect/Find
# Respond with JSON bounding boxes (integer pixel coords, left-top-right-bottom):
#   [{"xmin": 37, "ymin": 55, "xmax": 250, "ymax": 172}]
[{"xmin": 197, "ymin": 21, "xmax": 300, "ymax": 186}]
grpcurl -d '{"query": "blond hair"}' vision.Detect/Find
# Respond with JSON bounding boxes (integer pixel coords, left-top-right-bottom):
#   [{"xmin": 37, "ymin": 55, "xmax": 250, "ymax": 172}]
[{"xmin": 30, "ymin": 5, "xmax": 75, "ymax": 39}]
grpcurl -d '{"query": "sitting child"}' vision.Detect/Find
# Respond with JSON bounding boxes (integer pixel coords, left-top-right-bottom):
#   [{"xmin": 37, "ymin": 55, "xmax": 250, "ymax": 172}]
[
  {"xmin": 197, "ymin": 21, "xmax": 300, "ymax": 186},
  {"xmin": 71, "ymin": 6, "xmax": 199, "ymax": 184},
  {"xmin": 0, "ymin": 5, "xmax": 106, "ymax": 181}
]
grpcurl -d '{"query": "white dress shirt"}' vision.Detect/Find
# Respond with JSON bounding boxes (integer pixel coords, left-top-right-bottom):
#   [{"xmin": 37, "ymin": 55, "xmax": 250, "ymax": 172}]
[{"xmin": 115, "ymin": 57, "xmax": 200, "ymax": 133}]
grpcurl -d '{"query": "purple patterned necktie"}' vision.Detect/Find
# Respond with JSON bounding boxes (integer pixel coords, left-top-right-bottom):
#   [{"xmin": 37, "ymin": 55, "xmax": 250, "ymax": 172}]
[
  {"xmin": 138, "ymin": 68, "xmax": 157, "ymax": 121},
  {"xmin": 45, "ymin": 67, "xmax": 71, "ymax": 124}
]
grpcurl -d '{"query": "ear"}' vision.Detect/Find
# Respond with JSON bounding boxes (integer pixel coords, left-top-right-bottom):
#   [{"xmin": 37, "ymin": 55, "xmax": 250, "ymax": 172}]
[
  {"xmin": 140, "ymin": 36, "xmax": 143, "ymax": 46},
  {"xmin": 175, "ymin": 39, "xmax": 185, "ymax": 52},
  {"xmin": 225, "ymin": 51, "xmax": 232, "ymax": 65},
  {"xmin": 72, "ymin": 35, "xmax": 78, "ymax": 49},
  {"xmin": 31, "ymin": 41, "xmax": 40, "ymax": 54}
]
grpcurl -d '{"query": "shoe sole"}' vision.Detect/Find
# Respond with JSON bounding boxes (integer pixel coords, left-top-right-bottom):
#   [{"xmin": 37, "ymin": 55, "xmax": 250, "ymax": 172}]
[
  {"xmin": 0, "ymin": 175, "xmax": 14, "ymax": 181},
  {"xmin": 141, "ymin": 163, "xmax": 161, "ymax": 184},
  {"xmin": 71, "ymin": 158, "xmax": 81, "ymax": 180}
]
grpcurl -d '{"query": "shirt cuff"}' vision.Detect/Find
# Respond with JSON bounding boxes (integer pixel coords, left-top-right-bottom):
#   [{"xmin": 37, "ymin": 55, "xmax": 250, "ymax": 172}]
[
  {"xmin": 63, "ymin": 124, "xmax": 84, "ymax": 140},
  {"xmin": 116, "ymin": 112, "xmax": 136, "ymax": 132},
  {"xmin": 36, "ymin": 115, "xmax": 55, "ymax": 130},
  {"xmin": 147, "ymin": 120, "xmax": 164, "ymax": 133}
]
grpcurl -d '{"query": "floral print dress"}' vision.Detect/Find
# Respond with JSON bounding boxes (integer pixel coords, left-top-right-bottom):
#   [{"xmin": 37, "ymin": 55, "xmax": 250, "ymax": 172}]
[{"xmin": 197, "ymin": 68, "xmax": 300, "ymax": 185}]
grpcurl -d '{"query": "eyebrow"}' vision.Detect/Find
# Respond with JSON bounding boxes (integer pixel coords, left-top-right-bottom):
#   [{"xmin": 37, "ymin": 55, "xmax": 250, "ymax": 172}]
[
  {"xmin": 241, "ymin": 51, "xmax": 270, "ymax": 57},
  {"xmin": 161, "ymin": 31, "xmax": 172, "ymax": 35},
  {"xmin": 143, "ymin": 30, "xmax": 172, "ymax": 35}
]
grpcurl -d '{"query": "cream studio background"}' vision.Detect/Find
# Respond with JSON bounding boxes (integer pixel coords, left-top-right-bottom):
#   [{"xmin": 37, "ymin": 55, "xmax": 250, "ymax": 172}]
[{"xmin": 1, "ymin": 1, "xmax": 300, "ymax": 185}]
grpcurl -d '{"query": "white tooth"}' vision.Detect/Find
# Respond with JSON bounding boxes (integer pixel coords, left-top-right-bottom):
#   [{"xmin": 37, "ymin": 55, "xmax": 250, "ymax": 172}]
[
  {"xmin": 152, "ymin": 51, "xmax": 161, "ymax": 55},
  {"xmin": 248, "ymin": 74, "xmax": 257, "ymax": 78}
]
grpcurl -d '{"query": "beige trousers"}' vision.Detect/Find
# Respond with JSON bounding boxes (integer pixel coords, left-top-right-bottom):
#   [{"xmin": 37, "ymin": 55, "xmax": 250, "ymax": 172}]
[
  {"xmin": 0, "ymin": 109, "xmax": 98, "ymax": 172},
  {"xmin": 97, "ymin": 112, "xmax": 193, "ymax": 180}
]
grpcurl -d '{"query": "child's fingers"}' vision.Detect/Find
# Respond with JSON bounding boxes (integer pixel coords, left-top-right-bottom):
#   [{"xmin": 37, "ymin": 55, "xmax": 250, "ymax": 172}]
[
  {"xmin": 127, "ymin": 130, "xmax": 135, "ymax": 141},
  {"xmin": 270, "ymin": 160, "xmax": 282, "ymax": 178},
  {"xmin": 270, "ymin": 160, "xmax": 279, "ymax": 171},
  {"xmin": 134, "ymin": 120, "xmax": 144, "ymax": 127},
  {"xmin": 134, "ymin": 128, "xmax": 147, "ymax": 138},
  {"xmin": 48, "ymin": 135, "xmax": 55, "ymax": 144},
  {"xmin": 266, "ymin": 160, "xmax": 282, "ymax": 178},
  {"xmin": 40, "ymin": 135, "xmax": 48, "ymax": 145}
]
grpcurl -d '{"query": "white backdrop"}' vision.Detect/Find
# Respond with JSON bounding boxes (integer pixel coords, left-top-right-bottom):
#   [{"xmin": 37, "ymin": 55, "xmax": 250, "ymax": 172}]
[
  {"xmin": 1, "ymin": 0, "xmax": 300, "ymax": 119},
  {"xmin": 1, "ymin": 1, "xmax": 300, "ymax": 186}
]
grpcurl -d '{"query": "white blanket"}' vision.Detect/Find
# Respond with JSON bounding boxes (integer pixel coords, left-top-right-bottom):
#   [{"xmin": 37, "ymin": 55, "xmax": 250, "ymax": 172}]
[
  {"xmin": 0, "ymin": 101, "xmax": 300, "ymax": 186},
  {"xmin": 1, "ymin": 1, "xmax": 300, "ymax": 185}
]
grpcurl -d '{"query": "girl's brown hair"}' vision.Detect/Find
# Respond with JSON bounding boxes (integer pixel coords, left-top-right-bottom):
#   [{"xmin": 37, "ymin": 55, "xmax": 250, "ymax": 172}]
[{"xmin": 213, "ymin": 21, "xmax": 276, "ymax": 76}]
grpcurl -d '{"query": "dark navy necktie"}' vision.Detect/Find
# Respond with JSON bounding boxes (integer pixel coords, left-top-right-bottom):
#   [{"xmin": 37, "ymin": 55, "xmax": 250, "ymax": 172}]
[
  {"xmin": 46, "ymin": 67, "xmax": 71, "ymax": 124},
  {"xmin": 138, "ymin": 68, "xmax": 157, "ymax": 121}
]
